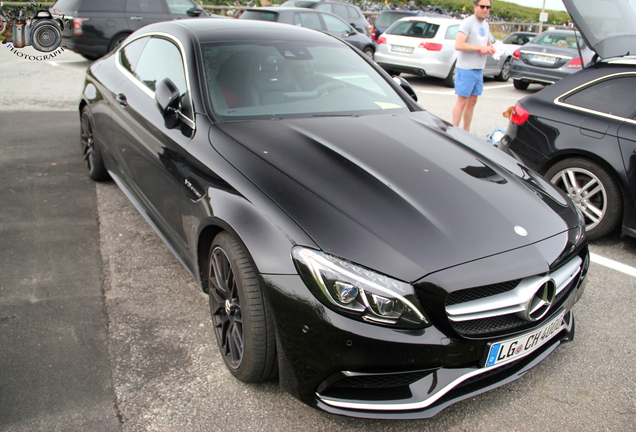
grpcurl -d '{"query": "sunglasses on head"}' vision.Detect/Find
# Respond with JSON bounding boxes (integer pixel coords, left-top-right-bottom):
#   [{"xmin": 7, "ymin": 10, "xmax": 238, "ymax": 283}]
[{"xmin": 477, "ymin": 4, "xmax": 491, "ymax": 8}]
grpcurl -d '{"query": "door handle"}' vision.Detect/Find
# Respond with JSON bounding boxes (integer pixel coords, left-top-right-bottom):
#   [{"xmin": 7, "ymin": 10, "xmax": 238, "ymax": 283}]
[
  {"xmin": 116, "ymin": 93, "xmax": 128, "ymax": 107},
  {"xmin": 130, "ymin": 16, "xmax": 143, "ymax": 20}
]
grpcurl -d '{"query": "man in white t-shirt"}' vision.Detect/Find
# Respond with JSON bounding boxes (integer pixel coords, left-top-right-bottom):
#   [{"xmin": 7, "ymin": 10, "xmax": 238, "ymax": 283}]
[{"xmin": 451, "ymin": 0, "xmax": 495, "ymax": 132}]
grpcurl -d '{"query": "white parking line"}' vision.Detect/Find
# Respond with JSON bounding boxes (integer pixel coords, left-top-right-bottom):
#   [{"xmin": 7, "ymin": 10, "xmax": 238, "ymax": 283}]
[
  {"xmin": 48, "ymin": 60, "xmax": 89, "ymax": 66},
  {"xmin": 590, "ymin": 253, "xmax": 636, "ymax": 277}
]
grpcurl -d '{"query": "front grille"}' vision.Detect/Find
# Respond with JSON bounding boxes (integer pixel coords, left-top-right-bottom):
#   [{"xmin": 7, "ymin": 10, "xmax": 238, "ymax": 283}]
[
  {"xmin": 446, "ymin": 280, "xmax": 520, "ymax": 306},
  {"xmin": 445, "ymin": 253, "xmax": 585, "ymax": 338}
]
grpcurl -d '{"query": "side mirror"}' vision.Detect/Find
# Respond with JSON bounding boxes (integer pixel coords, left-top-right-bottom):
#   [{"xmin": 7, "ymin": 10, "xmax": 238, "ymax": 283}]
[
  {"xmin": 187, "ymin": 8, "xmax": 204, "ymax": 17},
  {"xmin": 392, "ymin": 76, "xmax": 418, "ymax": 102},
  {"xmin": 155, "ymin": 78, "xmax": 182, "ymax": 129}
]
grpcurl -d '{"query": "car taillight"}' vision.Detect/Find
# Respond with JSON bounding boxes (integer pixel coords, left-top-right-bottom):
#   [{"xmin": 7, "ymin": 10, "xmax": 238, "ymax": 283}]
[
  {"xmin": 372, "ymin": 28, "xmax": 377, "ymax": 40},
  {"xmin": 510, "ymin": 103, "xmax": 530, "ymax": 125},
  {"xmin": 377, "ymin": 36, "xmax": 386, "ymax": 45},
  {"xmin": 73, "ymin": 17, "xmax": 90, "ymax": 35},
  {"xmin": 566, "ymin": 57, "xmax": 588, "ymax": 68},
  {"xmin": 418, "ymin": 42, "xmax": 442, "ymax": 51},
  {"xmin": 512, "ymin": 49, "xmax": 521, "ymax": 61}
]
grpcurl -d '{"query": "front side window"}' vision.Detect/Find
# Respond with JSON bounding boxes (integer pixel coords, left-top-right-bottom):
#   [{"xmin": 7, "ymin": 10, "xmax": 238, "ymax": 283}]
[
  {"xmin": 294, "ymin": 13, "xmax": 323, "ymax": 31},
  {"xmin": 201, "ymin": 40, "xmax": 411, "ymax": 121},
  {"xmin": 561, "ymin": 74, "xmax": 636, "ymax": 118},
  {"xmin": 323, "ymin": 13, "xmax": 351, "ymax": 33},
  {"xmin": 445, "ymin": 24, "xmax": 458, "ymax": 40},
  {"xmin": 120, "ymin": 36, "xmax": 149, "ymax": 74},
  {"xmin": 132, "ymin": 37, "xmax": 187, "ymax": 93}
]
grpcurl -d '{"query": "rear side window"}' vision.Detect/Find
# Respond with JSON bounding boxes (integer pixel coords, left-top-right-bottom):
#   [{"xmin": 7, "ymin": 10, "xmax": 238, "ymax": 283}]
[
  {"xmin": 294, "ymin": 12, "xmax": 323, "ymax": 30},
  {"xmin": 533, "ymin": 32, "xmax": 587, "ymax": 49},
  {"xmin": 51, "ymin": 0, "xmax": 83, "ymax": 11},
  {"xmin": 346, "ymin": 5, "xmax": 360, "ymax": 19},
  {"xmin": 125, "ymin": 0, "xmax": 166, "ymax": 13},
  {"xmin": 240, "ymin": 10, "xmax": 279, "ymax": 21},
  {"xmin": 78, "ymin": 0, "xmax": 126, "ymax": 12},
  {"xmin": 445, "ymin": 24, "xmax": 459, "ymax": 39},
  {"xmin": 562, "ymin": 75, "xmax": 636, "ymax": 118},
  {"xmin": 166, "ymin": 0, "xmax": 201, "ymax": 15},
  {"xmin": 387, "ymin": 21, "xmax": 439, "ymax": 38}
]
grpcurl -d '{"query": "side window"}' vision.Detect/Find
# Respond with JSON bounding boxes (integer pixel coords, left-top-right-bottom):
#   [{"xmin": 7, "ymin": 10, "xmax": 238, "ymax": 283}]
[
  {"xmin": 80, "ymin": 0, "xmax": 126, "ymax": 11},
  {"xmin": 346, "ymin": 6, "xmax": 359, "ymax": 19},
  {"xmin": 295, "ymin": 13, "xmax": 323, "ymax": 31},
  {"xmin": 119, "ymin": 37, "xmax": 149, "ymax": 74},
  {"xmin": 445, "ymin": 25, "xmax": 459, "ymax": 40},
  {"xmin": 133, "ymin": 37, "xmax": 187, "ymax": 94},
  {"xmin": 562, "ymin": 75, "xmax": 636, "ymax": 118},
  {"xmin": 315, "ymin": 3, "xmax": 330, "ymax": 12},
  {"xmin": 323, "ymin": 14, "xmax": 350, "ymax": 33},
  {"xmin": 125, "ymin": 0, "xmax": 166, "ymax": 13},
  {"xmin": 331, "ymin": 4, "xmax": 348, "ymax": 20}
]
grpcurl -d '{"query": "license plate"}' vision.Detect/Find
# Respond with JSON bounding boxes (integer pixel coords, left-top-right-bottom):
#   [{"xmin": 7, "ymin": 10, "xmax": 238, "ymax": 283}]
[
  {"xmin": 531, "ymin": 54, "xmax": 556, "ymax": 63},
  {"xmin": 483, "ymin": 310, "xmax": 566, "ymax": 368},
  {"xmin": 391, "ymin": 45, "xmax": 414, "ymax": 54}
]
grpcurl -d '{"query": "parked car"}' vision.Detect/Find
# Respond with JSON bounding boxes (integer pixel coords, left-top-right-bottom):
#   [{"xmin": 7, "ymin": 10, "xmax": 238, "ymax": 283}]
[
  {"xmin": 80, "ymin": 17, "xmax": 589, "ymax": 419},
  {"xmin": 238, "ymin": 7, "xmax": 375, "ymax": 58},
  {"xmin": 279, "ymin": 0, "xmax": 372, "ymax": 36},
  {"xmin": 49, "ymin": 0, "xmax": 213, "ymax": 60},
  {"xmin": 371, "ymin": 9, "xmax": 451, "ymax": 41},
  {"xmin": 375, "ymin": 16, "xmax": 512, "ymax": 87},
  {"xmin": 509, "ymin": 29, "xmax": 595, "ymax": 90},
  {"xmin": 501, "ymin": 0, "xmax": 636, "ymax": 239}
]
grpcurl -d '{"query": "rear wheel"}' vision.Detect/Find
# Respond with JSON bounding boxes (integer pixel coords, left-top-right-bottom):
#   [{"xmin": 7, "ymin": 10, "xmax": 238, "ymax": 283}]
[
  {"xmin": 495, "ymin": 58, "xmax": 511, "ymax": 82},
  {"xmin": 545, "ymin": 158, "xmax": 622, "ymax": 239},
  {"xmin": 363, "ymin": 46, "xmax": 375, "ymax": 59},
  {"xmin": 207, "ymin": 232, "xmax": 277, "ymax": 382},
  {"xmin": 513, "ymin": 79, "xmax": 529, "ymax": 90},
  {"xmin": 442, "ymin": 62, "xmax": 456, "ymax": 88},
  {"xmin": 80, "ymin": 106, "xmax": 109, "ymax": 181},
  {"xmin": 108, "ymin": 33, "xmax": 130, "ymax": 52}
]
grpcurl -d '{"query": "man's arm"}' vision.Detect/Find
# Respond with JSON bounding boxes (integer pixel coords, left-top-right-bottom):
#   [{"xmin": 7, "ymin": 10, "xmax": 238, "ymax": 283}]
[{"xmin": 456, "ymin": 31, "xmax": 495, "ymax": 55}]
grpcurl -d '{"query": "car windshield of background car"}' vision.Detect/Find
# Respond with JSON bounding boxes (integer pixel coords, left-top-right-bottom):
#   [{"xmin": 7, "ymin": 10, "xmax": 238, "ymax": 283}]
[
  {"xmin": 376, "ymin": 12, "xmax": 414, "ymax": 28},
  {"xmin": 202, "ymin": 41, "xmax": 410, "ymax": 121}
]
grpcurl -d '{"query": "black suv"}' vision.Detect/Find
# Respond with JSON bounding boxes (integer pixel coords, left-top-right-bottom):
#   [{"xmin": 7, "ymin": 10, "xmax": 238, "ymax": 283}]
[
  {"xmin": 279, "ymin": 0, "xmax": 371, "ymax": 36},
  {"xmin": 50, "ymin": 0, "xmax": 209, "ymax": 59}
]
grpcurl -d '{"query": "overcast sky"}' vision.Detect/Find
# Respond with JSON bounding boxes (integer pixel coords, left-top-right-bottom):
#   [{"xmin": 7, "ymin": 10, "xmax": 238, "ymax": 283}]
[{"xmin": 505, "ymin": 0, "xmax": 567, "ymax": 11}]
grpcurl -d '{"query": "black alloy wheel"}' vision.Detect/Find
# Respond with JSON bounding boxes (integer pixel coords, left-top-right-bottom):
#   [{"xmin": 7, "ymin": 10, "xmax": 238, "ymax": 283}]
[
  {"xmin": 546, "ymin": 158, "xmax": 622, "ymax": 239},
  {"xmin": 80, "ymin": 106, "xmax": 109, "ymax": 181},
  {"xmin": 207, "ymin": 232, "xmax": 277, "ymax": 382}
]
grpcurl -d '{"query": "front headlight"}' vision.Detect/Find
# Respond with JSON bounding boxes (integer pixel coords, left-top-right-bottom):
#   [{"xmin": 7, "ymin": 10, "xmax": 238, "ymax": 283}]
[{"xmin": 292, "ymin": 247, "xmax": 430, "ymax": 329}]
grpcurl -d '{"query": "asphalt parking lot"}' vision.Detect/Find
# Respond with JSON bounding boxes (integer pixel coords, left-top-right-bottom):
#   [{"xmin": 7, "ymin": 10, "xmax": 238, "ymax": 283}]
[{"xmin": 1, "ymin": 45, "xmax": 635, "ymax": 431}]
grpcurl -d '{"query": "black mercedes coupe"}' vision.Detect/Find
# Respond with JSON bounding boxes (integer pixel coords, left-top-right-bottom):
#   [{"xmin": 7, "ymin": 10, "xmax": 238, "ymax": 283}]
[{"xmin": 79, "ymin": 18, "xmax": 589, "ymax": 419}]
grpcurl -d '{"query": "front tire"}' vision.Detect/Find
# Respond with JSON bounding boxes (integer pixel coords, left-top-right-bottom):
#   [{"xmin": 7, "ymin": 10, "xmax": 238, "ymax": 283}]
[
  {"xmin": 513, "ymin": 79, "xmax": 529, "ymax": 90},
  {"xmin": 207, "ymin": 232, "xmax": 277, "ymax": 382},
  {"xmin": 80, "ymin": 106, "xmax": 109, "ymax": 181},
  {"xmin": 363, "ymin": 46, "xmax": 374, "ymax": 59},
  {"xmin": 545, "ymin": 158, "xmax": 622, "ymax": 239}
]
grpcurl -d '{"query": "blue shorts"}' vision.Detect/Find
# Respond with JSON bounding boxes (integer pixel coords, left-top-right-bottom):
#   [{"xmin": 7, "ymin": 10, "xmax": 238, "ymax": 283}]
[{"xmin": 455, "ymin": 68, "xmax": 484, "ymax": 97}]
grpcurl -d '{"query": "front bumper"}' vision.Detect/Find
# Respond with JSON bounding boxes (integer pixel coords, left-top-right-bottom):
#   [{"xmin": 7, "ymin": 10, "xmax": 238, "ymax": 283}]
[{"xmin": 262, "ymin": 241, "xmax": 588, "ymax": 419}]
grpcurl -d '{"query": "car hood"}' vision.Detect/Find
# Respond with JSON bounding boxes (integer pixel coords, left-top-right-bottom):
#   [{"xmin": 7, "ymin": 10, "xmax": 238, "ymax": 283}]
[
  {"xmin": 213, "ymin": 111, "xmax": 580, "ymax": 281},
  {"xmin": 563, "ymin": 0, "xmax": 636, "ymax": 59}
]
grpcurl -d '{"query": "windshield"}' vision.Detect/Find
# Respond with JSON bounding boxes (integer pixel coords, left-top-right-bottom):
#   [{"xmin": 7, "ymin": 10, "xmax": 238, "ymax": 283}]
[
  {"xmin": 532, "ymin": 32, "xmax": 587, "ymax": 49},
  {"xmin": 201, "ymin": 40, "xmax": 410, "ymax": 121}
]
